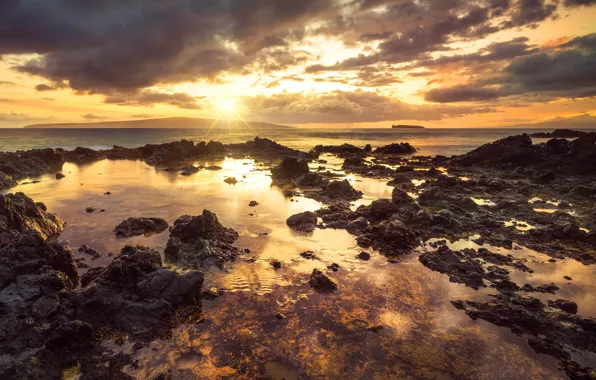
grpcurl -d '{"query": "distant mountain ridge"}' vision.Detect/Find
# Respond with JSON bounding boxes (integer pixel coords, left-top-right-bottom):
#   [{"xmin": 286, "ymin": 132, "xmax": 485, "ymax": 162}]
[{"xmin": 24, "ymin": 117, "xmax": 293, "ymax": 129}]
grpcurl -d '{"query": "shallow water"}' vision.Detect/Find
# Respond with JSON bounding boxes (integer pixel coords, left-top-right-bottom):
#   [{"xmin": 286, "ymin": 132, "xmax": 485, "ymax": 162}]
[{"xmin": 4, "ymin": 155, "xmax": 593, "ymax": 378}]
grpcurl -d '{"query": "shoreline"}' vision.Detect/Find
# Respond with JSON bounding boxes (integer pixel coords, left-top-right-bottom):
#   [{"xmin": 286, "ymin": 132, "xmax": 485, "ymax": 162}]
[{"xmin": 1, "ymin": 130, "xmax": 596, "ymax": 378}]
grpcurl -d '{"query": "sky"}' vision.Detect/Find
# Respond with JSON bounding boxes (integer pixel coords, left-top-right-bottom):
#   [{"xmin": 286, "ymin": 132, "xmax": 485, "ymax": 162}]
[{"xmin": 1, "ymin": 0, "xmax": 596, "ymax": 129}]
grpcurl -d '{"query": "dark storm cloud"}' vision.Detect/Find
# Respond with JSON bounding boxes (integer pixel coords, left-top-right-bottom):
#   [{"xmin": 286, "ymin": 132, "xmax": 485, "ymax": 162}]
[
  {"xmin": 414, "ymin": 37, "xmax": 537, "ymax": 68},
  {"xmin": 307, "ymin": 0, "xmax": 575, "ymax": 74},
  {"xmin": 243, "ymin": 90, "xmax": 494, "ymax": 124},
  {"xmin": 424, "ymin": 33, "xmax": 596, "ymax": 102},
  {"xmin": 3, "ymin": 0, "xmax": 338, "ymax": 102}
]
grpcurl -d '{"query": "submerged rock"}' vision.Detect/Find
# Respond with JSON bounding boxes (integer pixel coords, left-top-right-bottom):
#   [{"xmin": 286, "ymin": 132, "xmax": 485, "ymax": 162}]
[
  {"xmin": 286, "ymin": 211, "xmax": 318, "ymax": 233},
  {"xmin": 357, "ymin": 220, "xmax": 419, "ymax": 257},
  {"xmin": 55, "ymin": 172, "xmax": 65, "ymax": 179},
  {"xmin": 165, "ymin": 210, "xmax": 240, "ymax": 269},
  {"xmin": 114, "ymin": 217, "xmax": 169, "ymax": 238},
  {"xmin": 308, "ymin": 269, "xmax": 338, "ymax": 293}
]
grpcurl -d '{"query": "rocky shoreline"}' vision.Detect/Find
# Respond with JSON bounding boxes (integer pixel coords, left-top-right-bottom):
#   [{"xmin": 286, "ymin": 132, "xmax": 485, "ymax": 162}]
[{"xmin": 1, "ymin": 129, "xmax": 596, "ymax": 379}]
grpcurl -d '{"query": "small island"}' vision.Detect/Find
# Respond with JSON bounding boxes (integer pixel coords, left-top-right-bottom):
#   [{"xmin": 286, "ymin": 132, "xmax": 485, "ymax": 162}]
[{"xmin": 392, "ymin": 124, "xmax": 425, "ymax": 129}]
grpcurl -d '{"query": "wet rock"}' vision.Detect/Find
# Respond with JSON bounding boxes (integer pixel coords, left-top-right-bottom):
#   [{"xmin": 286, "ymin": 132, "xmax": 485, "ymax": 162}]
[
  {"xmin": 522, "ymin": 283, "xmax": 559, "ymax": 294},
  {"xmin": 165, "ymin": 210, "xmax": 240, "ymax": 269},
  {"xmin": 300, "ymin": 251, "xmax": 318, "ymax": 260},
  {"xmin": 286, "ymin": 211, "xmax": 318, "ymax": 233},
  {"xmin": 55, "ymin": 172, "xmax": 65, "ymax": 179},
  {"xmin": 270, "ymin": 260, "xmax": 282, "ymax": 269},
  {"xmin": 346, "ymin": 217, "xmax": 369, "ymax": 235},
  {"xmin": 271, "ymin": 157, "xmax": 310, "ymax": 181},
  {"xmin": 357, "ymin": 220, "xmax": 419, "ymax": 257},
  {"xmin": 391, "ymin": 188, "xmax": 420, "ymax": 212},
  {"xmin": 66, "ymin": 245, "xmax": 203, "ymax": 334},
  {"xmin": 276, "ymin": 313, "xmax": 287, "ymax": 320},
  {"xmin": 313, "ymin": 144, "xmax": 365, "ymax": 155},
  {"xmin": 374, "ymin": 143, "xmax": 416, "ymax": 155},
  {"xmin": 85, "ymin": 207, "xmax": 96, "ymax": 213},
  {"xmin": 358, "ymin": 251, "xmax": 371, "ymax": 260},
  {"xmin": 249, "ymin": 201, "xmax": 259, "ymax": 207},
  {"xmin": 0, "ymin": 192, "xmax": 65, "ymax": 241},
  {"xmin": 114, "ymin": 217, "xmax": 169, "ymax": 238},
  {"xmin": 420, "ymin": 246, "xmax": 485, "ymax": 289},
  {"xmin": 144, "ymin": 140, "xmax": 197, "ymax": 166},
  {"xmin": 297, "ymin": 172, "xmax": 327, "ymax": 187},
  {"xmin": 226, "ymin": 137, "xmax": 310, "ymax": 160},
  {"xmin": 358, "ymin": 199, "xmax": 399, "ymax": 222},
  {"xmin": 308, "ymin": 269, "xmax": 338, "ymax": 293},
  {"xmin": 78, "ymin": 244, "xmax": 102, "ymax": 259},
  {"xmin": 0, "ymin": 148, "xmax": 64, "ymax": 190},
  {"xmin": 224, "ymin": 177, "xmax": 238, "ymax": 184},
  {"xmin": 327, "ymin": 263, "xmax": 340, "ymax": 271},
  {"xmin": 319, "ymin": 180, "xmax": 362, "ymax": 201},
  {"xmin": 453, "ymin": 294, "xmax": 596, "ymax": 376},
  {"xmin": 180, "ymin": 165, "xmax": 200, "ymax": 176},
  {"xmin": 549, "ymin": 299, "xmax": 578, "ymax": 314}
]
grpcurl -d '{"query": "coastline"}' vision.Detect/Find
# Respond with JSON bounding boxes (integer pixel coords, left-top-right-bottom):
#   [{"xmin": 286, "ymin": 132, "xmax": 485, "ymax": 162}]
[{"xmin": 1, "ymin": 130, "xmax": 596, "ymax": 378}]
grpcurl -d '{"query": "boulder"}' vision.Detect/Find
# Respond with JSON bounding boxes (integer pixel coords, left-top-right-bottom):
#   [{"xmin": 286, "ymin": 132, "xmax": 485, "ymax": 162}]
[
  {"xmin": 165, "ymin": 210, "xmax": 240, "ymax": 268},
  {"xmin": 286, "ymin": 211, "xmax": 318, "ymax": 233},
  {"xmin": 320, "ymin": 180, "xmax": 362, "ymax": 201}
]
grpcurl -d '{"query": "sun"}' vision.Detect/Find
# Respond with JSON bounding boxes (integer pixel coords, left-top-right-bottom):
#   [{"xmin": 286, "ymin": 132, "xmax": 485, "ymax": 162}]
[{"xmin": 216, "ymin": 99, "xmax": 236, "ymax": 112}]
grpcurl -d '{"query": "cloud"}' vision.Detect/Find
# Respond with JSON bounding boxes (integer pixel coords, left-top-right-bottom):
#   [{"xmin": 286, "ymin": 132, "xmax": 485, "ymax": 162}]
[
  {"xmin": 4, "ymin": 0, "xmax": 338, "ymax": 97},
  {"xmin": 0, "ymin": 81, "xmax": 17, "ymax": 87},
  {"xmin": 103, "ymin": 90, "xmax": 206, "ymax": 109},
  {"xmin": 425, "ymin": 32, "xmax": 596, "ymax": 102},
  {"xmin": 81, "ymin": 113, "xmax": 107, "ymax": 121},
  {"xmin": 243, "ymin": 90, "xmax": 494, "ymax": 124},
  {"xmin": 0, "ymin": 98, "xmax": 14, "ymax": 102}
]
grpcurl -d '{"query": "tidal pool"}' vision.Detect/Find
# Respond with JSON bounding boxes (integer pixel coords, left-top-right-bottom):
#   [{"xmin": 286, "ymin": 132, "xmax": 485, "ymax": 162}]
[{"xmin": 2, "ymin": 157, "xmax": 582, "ymax": 379}]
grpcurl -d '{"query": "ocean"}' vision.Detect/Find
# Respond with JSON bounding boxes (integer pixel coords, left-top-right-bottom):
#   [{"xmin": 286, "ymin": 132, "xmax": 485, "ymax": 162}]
[{"xmin": 1, "ymin": 127, "xmax": 590, "ymax": 156}]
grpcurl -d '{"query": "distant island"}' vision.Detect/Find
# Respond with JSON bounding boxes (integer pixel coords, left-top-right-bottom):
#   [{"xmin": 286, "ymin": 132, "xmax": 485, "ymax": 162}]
[
  {"xmin": 24, "ymin": 117, "xmax": 292, "ymax": 129},
  {"xmin": 392, "ymin": 124, "xmax": 425, "ymax": 129}
]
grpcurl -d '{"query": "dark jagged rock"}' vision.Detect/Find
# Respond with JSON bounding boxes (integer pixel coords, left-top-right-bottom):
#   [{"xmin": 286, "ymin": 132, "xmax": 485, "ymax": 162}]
[
  {"xmin": 0, "ymin": 192, "xmax": 64, "ymax": 241},
  {"xmin": 357, "ymin": 199, "xmax": 399, "ymax": 222},
  {"xmin": 549, "ymin": 299, "xmax": 578, "ymax": 314},
  {"xmin": 78, "ymin": 244, "xmax": 102, "ymax": 259},
  {"xmin": 318, "ymin": 180, "xmax": 362, "ymax": 201},
  {"xmin": 312, "ymin": 144, "xmax": 365, "ymax": 155},
  {"xmin": 224, "ymin": 176, "xmax": 238, "ymax": 184},
  {"xmin": 271, "ymin": 157, "xmax": 310, "ymax": 182},
  {"xmin": 454, "ymin": 294, "xmax": 596, "ymax": 378},
  {"xmin": 297, "ymin": 172, "xmax": 327, "ymax": 187},
  {"xmin": 55, "ymin": 172, "xmax": 65, "ymax": 179},
  {"xmin": 357, "ymin": 220, "xmax": 419, "ymax": 257},
  {"xmin": 391, "ymin": 188, "xmax": 420, "ymax": 212},
  {"xmin": 226, "ymin": 137, "xmax": 311, "ymax": 160},
  {"xmin": 308, "ymin": 269, "xmax": 338, "ymax": 293},
  {"xmin": 66, "ymin": 245, "xmax": 203, "ymax": 334},
  {"xmin": 0, "ymin": 149, "xmax": 64, "ymax": 189},
  {"xmin": 419, "ymin": 246, "xmax": 531, "ymax": 291},
  {"xmin": 358, "ymin": 251, "xmax": 371, "ymax": 260},
  {"xmin": 373, "ymin": 143, "xmax": 416, "ymax": 155},
  {"xmin": 286, "ymin": 211, "xmax": 318, "ymax": 233},
  {"xmin": 450, "ymin": 134, "xmax": 537, "ymax": 168},
  {"xmin": 145, "ymin": 140, "xmax": 197, "ymax": 166},
  {"xmin": 165, "ymin": 210, "xmax": 240, "ymax": 269},
  {"xmin": 114, "ymin": 217, "xmax": 169, "ymax": 238},
  {"xmin": 530, "ymin": 129, "xmax": 595, "ymax": 139},
  {"xmin": 249, "ymin": 200, "xmax": 259, "ymax": 207}
]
